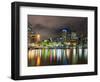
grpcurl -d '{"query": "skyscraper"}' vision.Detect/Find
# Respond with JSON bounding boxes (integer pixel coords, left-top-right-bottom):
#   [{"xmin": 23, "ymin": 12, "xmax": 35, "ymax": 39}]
[{"xmin": 62, "ymin": 27, "xmax": 71, "ymax": 42}]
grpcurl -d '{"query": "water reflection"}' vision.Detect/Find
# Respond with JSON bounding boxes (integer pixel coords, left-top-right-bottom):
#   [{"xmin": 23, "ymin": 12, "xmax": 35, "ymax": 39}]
[{"xmin": 28, "ymin": 48, "xmax": 88, "ymax": 66}]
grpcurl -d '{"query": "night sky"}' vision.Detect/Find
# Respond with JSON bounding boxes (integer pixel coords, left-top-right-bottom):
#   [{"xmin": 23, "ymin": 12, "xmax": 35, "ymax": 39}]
[{"xmin": 28, "ymin": 15, "xmax": 87, "ymax": 41}]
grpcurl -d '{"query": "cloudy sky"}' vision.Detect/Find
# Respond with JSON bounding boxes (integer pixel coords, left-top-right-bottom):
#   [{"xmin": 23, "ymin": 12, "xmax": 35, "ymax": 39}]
[{"xmin": 28, "ymin": 15, "xmax": 87, "ymax": 41}]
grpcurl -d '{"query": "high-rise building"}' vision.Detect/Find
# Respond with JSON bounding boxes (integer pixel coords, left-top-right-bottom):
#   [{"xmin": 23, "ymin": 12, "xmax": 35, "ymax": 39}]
[
  {"xmin": 62, "ymin": 27, "xmax": 71, "ymax": 42},
  {"xmin": 62, "ymin": 29, "xmax": 67, "ymax": 41},
  {"xmin": 71, "ymin": 32, "xmax": 78, "ymax": 40}
]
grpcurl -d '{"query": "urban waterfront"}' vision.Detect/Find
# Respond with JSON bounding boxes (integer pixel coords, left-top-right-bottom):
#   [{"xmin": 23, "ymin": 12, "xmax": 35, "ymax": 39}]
[{"xmin": 28, "ymin": 15, "xmax": 88, "ymax": 66}]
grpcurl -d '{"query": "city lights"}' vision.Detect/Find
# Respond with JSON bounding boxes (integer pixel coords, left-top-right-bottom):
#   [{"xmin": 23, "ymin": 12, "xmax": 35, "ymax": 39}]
[
  {"xmin": 36, "ymin": 34, "xmax": 40, "ymax": 42},
  {"xmin": 28, "ymin": 15, "xmax": 88, "ymax": 66}
]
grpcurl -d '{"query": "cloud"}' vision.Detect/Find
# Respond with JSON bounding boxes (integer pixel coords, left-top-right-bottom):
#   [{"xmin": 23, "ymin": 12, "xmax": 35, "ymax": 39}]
[{"xmin": 28, "ymin": 15, "xmax": 87, "ymax": 40}]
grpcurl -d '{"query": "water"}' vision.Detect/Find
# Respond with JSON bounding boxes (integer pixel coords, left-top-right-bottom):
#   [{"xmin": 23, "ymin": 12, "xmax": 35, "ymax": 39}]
[{"xmin": 28, "ymin": 48, "xmax": 88, "ymax": 66}]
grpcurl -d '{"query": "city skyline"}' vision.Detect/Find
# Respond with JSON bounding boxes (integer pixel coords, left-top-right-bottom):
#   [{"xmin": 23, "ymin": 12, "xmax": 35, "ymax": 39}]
[
  {"xmin": 28, "ymin": 15, "xmax": 88, "ymax": 66},
  {"xmin": 28, "ymin": 15, "xmax": 87, "ymax": 41}
]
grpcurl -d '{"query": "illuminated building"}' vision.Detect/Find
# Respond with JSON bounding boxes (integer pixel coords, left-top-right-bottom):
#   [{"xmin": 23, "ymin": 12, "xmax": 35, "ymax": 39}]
[
  {"xmin": 36, "ymin": 34, "xmax": 40, "ymax": 42},
  {"xmin": 61, "ymin": 27, "xmax": 71, "ymax": 42},
  {"xmin": 62, "ymin": 29, "xmax": 67, "ymax": 42},
  {"xmin": 71, "ymin": 32, "xmax": 78, "ymax": 40}
]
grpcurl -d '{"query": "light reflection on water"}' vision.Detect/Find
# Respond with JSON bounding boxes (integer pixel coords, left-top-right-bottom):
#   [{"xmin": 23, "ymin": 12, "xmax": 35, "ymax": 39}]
[{"xmin": 28, "ymin": 48, "xmax": 88, "ymax": 66}]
